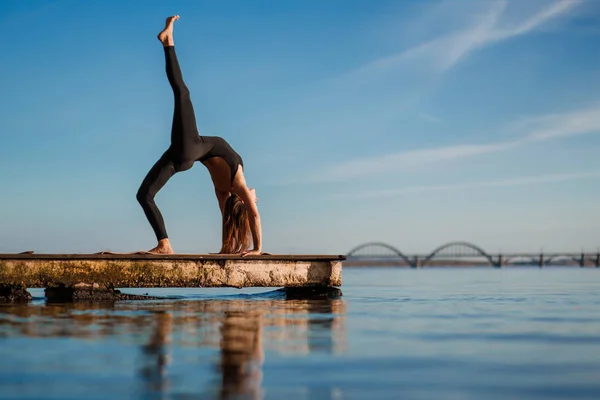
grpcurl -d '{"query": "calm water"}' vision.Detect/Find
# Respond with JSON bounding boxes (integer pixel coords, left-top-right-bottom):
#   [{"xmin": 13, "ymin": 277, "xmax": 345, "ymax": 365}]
[{"xmin": 1, "ymin": 267, "xmax": 600, "ymax": 400}]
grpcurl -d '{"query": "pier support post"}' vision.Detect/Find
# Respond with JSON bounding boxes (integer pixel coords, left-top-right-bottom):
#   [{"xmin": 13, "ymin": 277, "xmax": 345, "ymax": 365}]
[
  {"xmin": 413, "ymin": 256, "xmax": 421, "ymax": 269},
  {"xmin": 0, "ymin": 283, "xmax": 32, "ymax": 302},
  {"xmin": 496, "ymin": 254, "xmax": 503, "ymax": 268},
  {"xmin": 44, "ymin": 283, "xmax": 161, "ymax": 302},
  {"xmin": 281, "ymin": 286, "xmax": 342, "ymax": 300}
]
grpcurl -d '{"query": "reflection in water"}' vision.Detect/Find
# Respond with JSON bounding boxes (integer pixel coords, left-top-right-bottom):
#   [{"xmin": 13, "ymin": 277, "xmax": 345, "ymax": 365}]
[
  {"xmin": 139, "ymin": 311, "xmax": 172, "ymax": 395},
  {"xmin": 220, "ymin": 310, "xmax": 263, "ymax": 399},
  {"xmin": 0, "ymin": 296, "xmax": 346, "ymax": 399}
]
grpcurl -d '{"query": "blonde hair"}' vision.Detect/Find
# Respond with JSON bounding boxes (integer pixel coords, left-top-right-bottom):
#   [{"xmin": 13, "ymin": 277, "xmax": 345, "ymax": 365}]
[{"xmin": 220, "ymin": 194, "xmax": 252, "ymax": 254}]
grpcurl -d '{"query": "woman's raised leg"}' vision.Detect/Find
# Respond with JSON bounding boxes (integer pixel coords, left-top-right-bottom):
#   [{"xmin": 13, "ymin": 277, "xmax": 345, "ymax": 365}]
[{"xmin": 158, "ymin": 15, "xmax": 200, "ymax": 151}]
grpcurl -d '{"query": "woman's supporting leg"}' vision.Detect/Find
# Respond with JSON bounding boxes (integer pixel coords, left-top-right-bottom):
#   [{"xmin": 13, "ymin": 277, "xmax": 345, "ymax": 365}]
[{"xmin": 136, "ymin": 151, "xmax": 176, "ymax": 246}]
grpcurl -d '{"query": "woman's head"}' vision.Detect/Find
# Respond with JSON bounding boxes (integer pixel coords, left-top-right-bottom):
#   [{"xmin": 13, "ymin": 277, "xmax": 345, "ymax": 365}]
[{"xmin": 220, "ymin": 193, "xmax": 252, "ymax": 254}]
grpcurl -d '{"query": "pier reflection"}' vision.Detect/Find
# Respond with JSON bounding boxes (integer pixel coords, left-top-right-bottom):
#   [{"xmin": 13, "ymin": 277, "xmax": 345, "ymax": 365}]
[{"xmin": 0, "ymin": 296, "xmax": 346, "ymax": 399}]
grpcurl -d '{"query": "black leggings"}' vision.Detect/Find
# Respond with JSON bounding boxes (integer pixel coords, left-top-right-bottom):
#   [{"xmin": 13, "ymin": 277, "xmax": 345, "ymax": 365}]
[{"xmin": 136, "ymin": 46, "xmax": 201, "ymax": 241}]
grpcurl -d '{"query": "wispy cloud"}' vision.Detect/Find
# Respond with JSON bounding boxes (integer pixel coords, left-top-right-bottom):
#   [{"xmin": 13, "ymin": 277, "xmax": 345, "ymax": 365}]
[
  {"xmin": 494, "ymin": 0, "xmax": 580, "ymax": 39},
  {"xmin": 518, "ymin": 106, "xmax": 600, "ymax": 141},
  {"xmin": 346, "ymin": 0, "xmax": 581, "ymax": 78},
  {"xmin": 310, "ymin": 104, "xmax": 600, "ymax": 182},
  {"xmin": 419, "ymin": 111, "xmax": 443, "ymax": 123},
  {"xmin": 337, "ymin": 170, "xmax": 600, "ymax": 199},
  {"xmin": 318, "ymin": 142, "xmax": 517, "ymax": 182},
  {"xmin": 291, "ymin": 1, "xmax": 590, "ymax": 186},
  {"xmin": 399, "ymin": 0, "xmax": 507, "ymax": 73}
]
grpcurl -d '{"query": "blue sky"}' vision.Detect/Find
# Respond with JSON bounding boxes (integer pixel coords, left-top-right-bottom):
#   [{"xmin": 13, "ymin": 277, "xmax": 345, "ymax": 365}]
[{"xmin": 1, "ymin": 0, "xmax": 600, "ymax": 255}]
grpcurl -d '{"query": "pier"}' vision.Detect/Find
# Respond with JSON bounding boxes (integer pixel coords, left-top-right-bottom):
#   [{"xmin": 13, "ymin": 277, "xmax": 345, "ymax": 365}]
[{"xmin": 0, "ymin": 253, "xmax": 344, "ymax": 301}]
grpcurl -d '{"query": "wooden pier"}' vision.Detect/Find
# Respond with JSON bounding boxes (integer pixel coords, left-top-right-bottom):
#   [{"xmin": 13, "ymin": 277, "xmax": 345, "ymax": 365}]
[{"xmin": 0, "ymin": 253, "xmax": 344, "ymax": 289}]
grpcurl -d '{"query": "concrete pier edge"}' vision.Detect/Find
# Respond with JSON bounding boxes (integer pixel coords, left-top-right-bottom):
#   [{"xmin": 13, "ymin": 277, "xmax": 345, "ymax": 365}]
[{"xmin": 0, "ymin": 253, "xmax": 345, "ymax": 301}]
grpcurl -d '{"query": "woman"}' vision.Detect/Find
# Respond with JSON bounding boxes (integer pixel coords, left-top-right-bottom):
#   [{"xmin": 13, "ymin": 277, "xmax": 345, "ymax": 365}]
[{"xmin": 136, "ymin": 15, "xmax": 262, "ymax": 256}]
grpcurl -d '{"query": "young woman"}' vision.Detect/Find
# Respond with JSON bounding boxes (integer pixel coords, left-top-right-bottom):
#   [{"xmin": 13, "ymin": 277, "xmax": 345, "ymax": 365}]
[{"xmin": 136, "ymin": 15, "xmax": 262, "ymax": 256}]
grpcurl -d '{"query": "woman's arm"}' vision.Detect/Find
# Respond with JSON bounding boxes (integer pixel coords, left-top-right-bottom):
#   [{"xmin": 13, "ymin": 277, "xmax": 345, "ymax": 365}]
[{"xmin": 238, "ymin": 186, "xmax": 262, "ymax": 255}]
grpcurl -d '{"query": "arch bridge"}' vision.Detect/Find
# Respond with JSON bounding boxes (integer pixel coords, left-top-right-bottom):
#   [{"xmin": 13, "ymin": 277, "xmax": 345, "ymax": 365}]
[{"xmin": 346, "ymin": 242, "xmax": 600, "ymax": 268}]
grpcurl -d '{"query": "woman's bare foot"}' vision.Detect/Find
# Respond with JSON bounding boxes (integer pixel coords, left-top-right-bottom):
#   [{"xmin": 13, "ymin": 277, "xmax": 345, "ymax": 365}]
[
  {"xmin": 157, "ymin": 15, "xmax": 180, "ymax": 46},
  {"xmin": 147, "ymin": 238, "xmax": 174, "ymax": 254}
]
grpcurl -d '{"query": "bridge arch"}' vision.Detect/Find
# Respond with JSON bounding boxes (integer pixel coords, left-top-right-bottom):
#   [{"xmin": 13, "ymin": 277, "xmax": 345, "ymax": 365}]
[
  {"xmin": 347, "ymin": 242, "xmax": 414, "ymax": 266},
  {"xmin": 422, "ymin": 241, "xmax": 496, "ymax": 266},
  {"xmin": 545, "ymin": 254, "xmax": 586, "ymax": 266},
  {"xmin": 503, "ymin": 256, "xmax": 539, "ymax": 265}
]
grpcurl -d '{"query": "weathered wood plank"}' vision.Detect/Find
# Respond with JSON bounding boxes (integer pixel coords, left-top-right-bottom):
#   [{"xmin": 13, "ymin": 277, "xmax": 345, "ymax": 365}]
[{"xmin": 0, "ymin": 254, "xmax": 344, "ymax": 288}]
